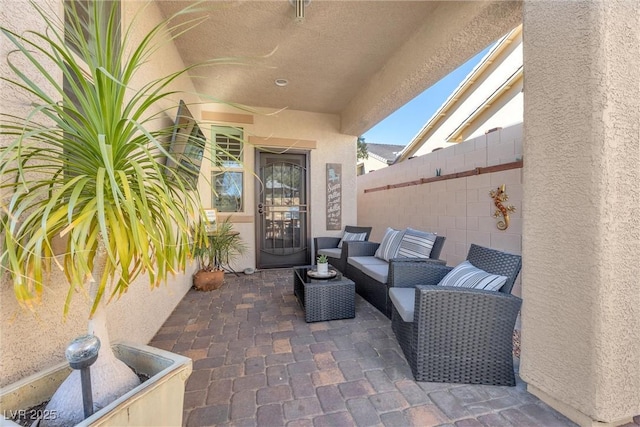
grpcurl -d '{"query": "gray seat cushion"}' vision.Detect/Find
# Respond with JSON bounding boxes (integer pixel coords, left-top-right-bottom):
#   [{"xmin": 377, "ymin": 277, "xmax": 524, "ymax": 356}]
[
  {"xmin": 348, "ymin": 256, "xmax": 389, "ymax": 284},
  {"xmin": 318, "ymin": 248, "xmax": 342, "ymax": 259},
  {"xmin": 389, "ymin": 287, "xmax": 415, "ymax": 322},
  {"xmin": 359, "ymin": 263, "xmax": 389, "ymax": 284},
  {"xmin": 347, "ymin": 256, "xmax": 388, "ymax": 268}
]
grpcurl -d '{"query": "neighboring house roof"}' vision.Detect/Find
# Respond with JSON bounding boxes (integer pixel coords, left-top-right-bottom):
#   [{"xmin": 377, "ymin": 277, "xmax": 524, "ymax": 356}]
[
  {"xmin": 446, "ymin": 66, "xmax": 523, "ymax": 143},
  {"xmin": 396, "ymin": 24, "xmax": 523, "ymax": 163},
  {"xmin": 357, "ymin": 143, "xmax": 405, "ymax": 175},
  {"xmin": 365, "ymin": 143, "xmax": 404, "ymax": 165}
]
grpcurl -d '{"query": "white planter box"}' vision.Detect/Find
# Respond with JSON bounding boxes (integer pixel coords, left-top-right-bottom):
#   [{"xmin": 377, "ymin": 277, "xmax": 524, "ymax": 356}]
[{"xmin": 0, "ymin": 343, "xmax": 192, "ymax": 426}]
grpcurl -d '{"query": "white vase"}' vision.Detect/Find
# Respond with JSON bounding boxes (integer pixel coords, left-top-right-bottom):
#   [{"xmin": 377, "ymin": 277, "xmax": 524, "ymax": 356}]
[{"xmin": 317, "ymin": 262, "xmax": 329, "ymax": 275}]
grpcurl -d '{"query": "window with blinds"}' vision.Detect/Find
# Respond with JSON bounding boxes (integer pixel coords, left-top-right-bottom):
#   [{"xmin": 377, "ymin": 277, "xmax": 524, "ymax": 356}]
[
  {"xmin": 211, "ymin": 126, "xmax": 244, "ymax": 212},
  {"xmin": 212, "ymin": 126, "xmax": 243, "ymax": 168}
]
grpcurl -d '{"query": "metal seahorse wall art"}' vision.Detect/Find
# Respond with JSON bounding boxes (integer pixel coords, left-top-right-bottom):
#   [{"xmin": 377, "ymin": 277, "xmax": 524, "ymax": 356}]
[{"xmin": 489, "ymin": 184, "xmax": 516, "ymax": 230}]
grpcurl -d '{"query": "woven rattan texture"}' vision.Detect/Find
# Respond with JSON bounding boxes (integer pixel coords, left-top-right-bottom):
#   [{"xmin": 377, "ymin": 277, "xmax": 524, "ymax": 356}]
[
  {"xmin": 391, "ymin": 244, "xmax": 523, "ymax": 386},
  {"xmin": 466, "ymin": 244, "xmax": 522, "ymax": 294},
  {"xmin": 344, "ymin": 236, "xmax": 446, "ymax": 318},
  {"xmin": 293, "ymin": 268, "xmax": 355, "ymax": 322},
  {"xmin": 313, "ymin": 226, "xmax": 372, "ymax": 273}
]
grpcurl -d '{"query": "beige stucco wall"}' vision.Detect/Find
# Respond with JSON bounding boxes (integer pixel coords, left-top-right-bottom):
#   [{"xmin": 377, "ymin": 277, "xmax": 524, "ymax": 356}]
[
  {"xmin": 520, "ymin": 0, "xmax": 640, "ymax": 425},
  {"xmin": 357, "ymin": 124, "xmax": 523, "ymax": 294},
  {"xmin": 197, "ymin": 104, "xmax": 358, "ymax": 270},
  {"xmin": 0, "ymin": 1, "xmax": 198, "ymax": 387}
]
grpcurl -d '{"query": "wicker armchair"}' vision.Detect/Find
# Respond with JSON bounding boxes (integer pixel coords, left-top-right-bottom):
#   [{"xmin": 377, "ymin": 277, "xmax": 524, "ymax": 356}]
[
  {"xmin": 314, "ymin": 226, "xmax": 372, "ymax": 273},
  {"xmin": 389, "ymin": 244, "xmax": 522, "ymax": 386}
]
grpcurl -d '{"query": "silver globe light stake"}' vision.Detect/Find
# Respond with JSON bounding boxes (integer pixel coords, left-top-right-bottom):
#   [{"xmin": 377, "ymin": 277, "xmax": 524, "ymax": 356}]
[{"xmin": 65, "ymin": 335, "xmax": 101, "ymax": 418}]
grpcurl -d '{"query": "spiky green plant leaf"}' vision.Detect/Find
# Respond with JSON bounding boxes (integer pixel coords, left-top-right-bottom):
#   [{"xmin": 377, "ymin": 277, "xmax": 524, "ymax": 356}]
[{"xmin": 0, "ymin": 1, "xmax": 216, "ymax": 317}]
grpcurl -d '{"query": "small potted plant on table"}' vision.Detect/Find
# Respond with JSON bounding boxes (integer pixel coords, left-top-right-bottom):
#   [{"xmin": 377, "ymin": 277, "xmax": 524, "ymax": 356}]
[{"xmin": 317, "ymin": 254, "xmax": 329, "ymax": 276}]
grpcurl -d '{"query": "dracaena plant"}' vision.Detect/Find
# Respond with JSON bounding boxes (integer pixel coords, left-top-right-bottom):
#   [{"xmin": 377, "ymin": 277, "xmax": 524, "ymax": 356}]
[
  {"xmin": 0, "ymin": 0, "xmax": 214, "ymax": 318},
  {"xmin": 0, "ymin": 1, "xmax": 231, "ymax": 424}
]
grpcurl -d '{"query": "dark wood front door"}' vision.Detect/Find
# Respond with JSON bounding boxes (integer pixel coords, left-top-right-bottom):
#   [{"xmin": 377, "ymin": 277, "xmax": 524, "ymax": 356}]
[{"xmin": 256, "ymin": 151, "xmax": 309, "ymax": 268}]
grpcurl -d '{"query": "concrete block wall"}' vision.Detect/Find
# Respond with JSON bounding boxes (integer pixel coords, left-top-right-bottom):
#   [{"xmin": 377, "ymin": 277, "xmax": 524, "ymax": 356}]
[{"xmin": 357, "ymin": 123, "xmax": 523, "ymax": 296}]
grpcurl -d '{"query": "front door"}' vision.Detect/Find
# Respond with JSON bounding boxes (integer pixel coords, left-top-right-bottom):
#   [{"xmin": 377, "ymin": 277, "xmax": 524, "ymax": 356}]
[{"xmin": 256, "ymin": 151, "xmax": 309, "ymax": 268}]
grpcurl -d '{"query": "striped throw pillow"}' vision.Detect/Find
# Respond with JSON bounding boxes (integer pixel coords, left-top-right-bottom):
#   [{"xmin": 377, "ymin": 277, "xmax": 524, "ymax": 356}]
[
  {"xmin": 438, "ymin": 260, "xmax": 508, "ymax": 291},
  {"xmin": 374, "ymin": 228, "xmax": 405, "ymax": 261},
  {"xmin": 338, "ymin": 231, "xmax": 367, "ymax": 248},
  {"xmin": 397, "ymin": 228, "xmax": 436, "ymax": 259}
]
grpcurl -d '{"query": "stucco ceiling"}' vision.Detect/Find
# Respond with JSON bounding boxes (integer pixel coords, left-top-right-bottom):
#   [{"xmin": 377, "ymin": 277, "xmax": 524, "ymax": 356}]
[{"xmin": 156, "ymin": 1, "xmax": 522, "ymax": 136}]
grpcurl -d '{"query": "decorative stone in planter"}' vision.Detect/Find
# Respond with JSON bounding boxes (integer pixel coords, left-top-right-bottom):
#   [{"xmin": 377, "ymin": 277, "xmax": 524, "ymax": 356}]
[{"xmin": 0, "ymin": 343, "xmax": 192, "ymax": 426}]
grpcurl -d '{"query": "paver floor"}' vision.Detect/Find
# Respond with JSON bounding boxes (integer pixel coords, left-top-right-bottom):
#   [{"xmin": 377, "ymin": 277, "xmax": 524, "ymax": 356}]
[{"xmin": 149, "ymin": 269, "xmax": 589, "ymax": 427}]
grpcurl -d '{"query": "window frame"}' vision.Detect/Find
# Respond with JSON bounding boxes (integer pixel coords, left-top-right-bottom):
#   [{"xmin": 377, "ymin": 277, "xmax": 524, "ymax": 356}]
[{"xmin": 211, "ymin": 126, "xmax": 245, "ymax": 213}]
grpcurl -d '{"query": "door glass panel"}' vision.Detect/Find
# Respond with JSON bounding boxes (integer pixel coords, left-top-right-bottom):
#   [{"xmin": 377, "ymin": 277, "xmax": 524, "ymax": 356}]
[{"xmin": 257, "ymin": 153, "xmax": 308, "ymax": 268}]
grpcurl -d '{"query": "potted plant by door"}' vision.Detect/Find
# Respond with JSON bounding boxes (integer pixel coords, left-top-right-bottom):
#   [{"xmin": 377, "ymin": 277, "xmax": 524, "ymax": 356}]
[
  {"xmin": 0, "ymin": 2, "xmax": 220, "ymax": 426},
  {"xmin": 193, "ymin": 218, "xmax": 247, "ymax": 291}
]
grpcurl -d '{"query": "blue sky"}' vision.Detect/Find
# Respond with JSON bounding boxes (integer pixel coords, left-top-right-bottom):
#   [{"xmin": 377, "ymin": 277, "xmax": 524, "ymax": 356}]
[{"xmin": 362, "ymin": 46, "xmax": 492, "ymax": 146}]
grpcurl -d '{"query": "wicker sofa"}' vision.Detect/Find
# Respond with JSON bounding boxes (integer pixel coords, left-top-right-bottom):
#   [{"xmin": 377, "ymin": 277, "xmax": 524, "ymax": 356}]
[
  {"xmin": 388, "ymin": 244, "xmax": 522, "ymax": 386},
  {"xmin": 343, "ymin": 233, "xmax": 445, "ymax": 318},
  {"xmin": 314, "ymin": 226, "xmax": 372, "ymax": 273}
]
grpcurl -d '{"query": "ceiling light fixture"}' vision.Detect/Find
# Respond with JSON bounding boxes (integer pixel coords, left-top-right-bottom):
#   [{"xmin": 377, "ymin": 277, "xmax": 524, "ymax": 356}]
[
  {"xmin": 288, "ymin": 0, "xmax": 310, "ymax": 23},
  {"xmin": 274, "ymin": 78, "xmax": 289, "ymax": 87}
]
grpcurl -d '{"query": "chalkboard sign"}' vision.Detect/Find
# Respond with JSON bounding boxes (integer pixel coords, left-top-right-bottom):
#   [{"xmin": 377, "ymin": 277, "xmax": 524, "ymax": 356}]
[{"xmin": 326, "ymin": 163, "xmax": 342, "ymax": 230}]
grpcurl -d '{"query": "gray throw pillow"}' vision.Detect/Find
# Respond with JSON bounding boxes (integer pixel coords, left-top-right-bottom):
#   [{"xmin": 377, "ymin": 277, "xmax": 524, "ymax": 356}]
[
  {"xmin": 397, "ymin": 228, "xmax": 437, "ymax": 259},
  {"xmin": 438, "ymin": 260, "xmax": 508, "ymax": 291},
  {"xmin": 374, "ymin": 228, "xmax": 405, "ymax": 261},
  {"xmin": 337, "ymin": 231, "xmax": 368, "ymax": 248}
]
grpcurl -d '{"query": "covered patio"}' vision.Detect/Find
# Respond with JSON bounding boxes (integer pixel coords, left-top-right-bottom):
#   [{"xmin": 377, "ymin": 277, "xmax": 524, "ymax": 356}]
[
  {"xmin": 1, "ymin": 1, "xmax": 638, "ymax": 426},
  {"xmin": 150, "ymin": 270, "xmax": 579, "ymax": 426}
]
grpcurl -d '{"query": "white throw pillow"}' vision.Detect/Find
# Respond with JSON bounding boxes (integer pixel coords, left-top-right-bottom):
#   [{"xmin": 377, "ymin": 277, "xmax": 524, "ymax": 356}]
[
  {"xmin": 337, "ymin": 231, "xmax": 367, "ymax": 248},
  {"xmin": 438, "ymin": 260, "xmax": 508, "ymax": 291},
  {"xmin": 374, "ymin": 228, "xmax": 405, "ymax": 262}
]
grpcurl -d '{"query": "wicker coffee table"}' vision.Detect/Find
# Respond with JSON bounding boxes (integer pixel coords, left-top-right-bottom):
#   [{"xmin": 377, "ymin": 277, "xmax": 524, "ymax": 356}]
[{"xmin": 293, "ymin": 266, "xmax": 355, "ymax": 322}]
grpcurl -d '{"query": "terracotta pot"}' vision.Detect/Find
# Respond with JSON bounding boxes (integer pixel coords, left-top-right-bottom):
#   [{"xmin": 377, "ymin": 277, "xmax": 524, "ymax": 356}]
[{"xmin": 193, "ymin": 269, "xmax": 225, "ymax": 291}]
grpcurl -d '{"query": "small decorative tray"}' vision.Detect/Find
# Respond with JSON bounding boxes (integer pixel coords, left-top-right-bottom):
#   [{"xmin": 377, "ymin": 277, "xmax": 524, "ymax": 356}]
[{"xmin": 307, "ymin": 269, "xmax": 337, "ymax": 279}]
